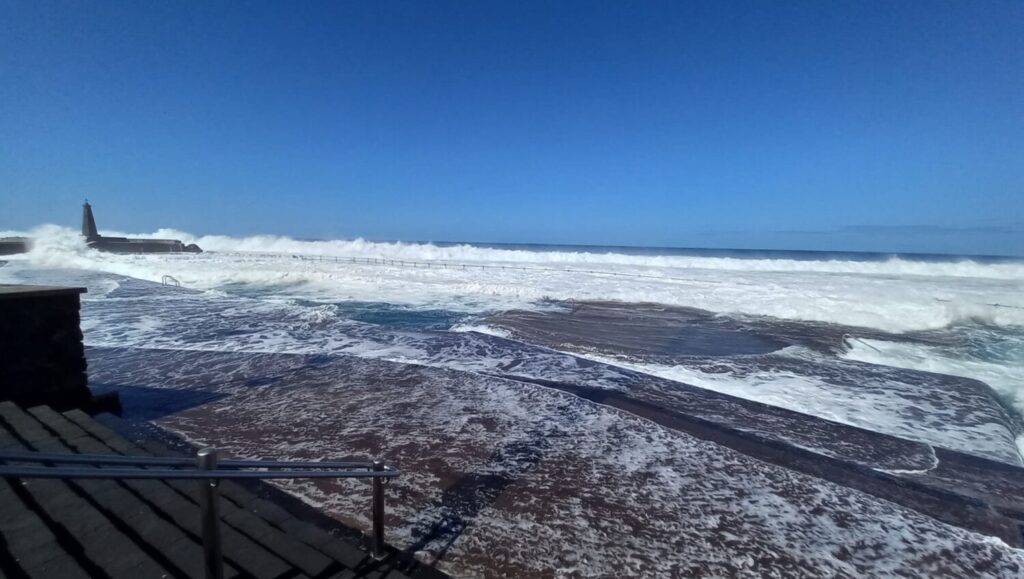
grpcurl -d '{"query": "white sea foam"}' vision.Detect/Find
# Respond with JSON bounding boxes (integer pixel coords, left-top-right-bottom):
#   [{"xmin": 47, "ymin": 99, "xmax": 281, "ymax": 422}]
[
  {"xmin": 9, "ymin": 226, "xmax": 1023, "ymax": 574},
  {"xmin": 843, "ymin": 335, "xmax": 1024, "ymax": 458},
  {"xmin": 450, "ymin": 323, "xmax": 513, "ymax": 338},
  {"xmin": 4, "ymin": 225, "xmax": 1023, "ymax": 333},
  {"xmin": 98, "ymin": 227, "xmax": 1024, "ymax": 280},
  {"xmin": 574, "ymin": 348, "xmax": 1023, "ymax": 464},
  {"xmin": 87, "ymin": 346, "xmax": 1024, "ymax": 578},
  {"xmin": 844, "ymin": 339, "xmax": 1024, "ymax": 417}
]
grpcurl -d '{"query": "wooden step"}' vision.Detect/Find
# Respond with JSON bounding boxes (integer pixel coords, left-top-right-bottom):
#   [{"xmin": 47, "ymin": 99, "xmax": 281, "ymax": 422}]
[
  {"xmin": 0, "ymin": 402, "xmax": 173, "ymax": 578},
  {"xmin": 64, "ymin": 405, "xmax": 420, "ymax": 578},
  {"xmin": 64, "ymin": 409, "xmax": 349, "ymax": 577},
  {"xmin": 25, "ymin": 405, "xmax": 239, "ymax": 579},
  {"xmin": 46, "ymin": 410, "xmax": 294, "ymax": 579},
  {"xmin": 0, "ymin": 397, "xmax": 426, "ymax": 579},
  {"xmin": 0, "ymin": 477, "xmax": 91, "ymax": 579}
]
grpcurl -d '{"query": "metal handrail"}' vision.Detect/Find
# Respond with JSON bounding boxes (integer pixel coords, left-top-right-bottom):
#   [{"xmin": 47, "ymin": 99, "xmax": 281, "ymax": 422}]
[
  {"xmin": 217, "ymin": 250, "xmax": 702, "ymax": 283},
  {"xmin": 0, "ymin": 466, "xmax": 398, "ymax": 479},
  {"xmin": 0, "ymin": 448, "xmax": 398, "ymax": 578},
  {"xmin": 0, "ymin": 451, "xmax": 391, "ymax": 470}
]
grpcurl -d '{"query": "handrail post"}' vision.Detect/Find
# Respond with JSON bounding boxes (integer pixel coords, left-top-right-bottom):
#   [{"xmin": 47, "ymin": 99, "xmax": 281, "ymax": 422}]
[
  {"xmin": 372, "ymin": 460, "xmax": 385, "ymax": 559},
  {"xmin": 197, "ymin": 448, "xmax": 224, "ymax": 579}
]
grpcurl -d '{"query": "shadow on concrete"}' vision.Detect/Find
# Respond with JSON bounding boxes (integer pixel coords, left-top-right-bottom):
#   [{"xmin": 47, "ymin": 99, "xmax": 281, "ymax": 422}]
[{"xmin": 88, "ymin": 383, "xmax": 227, "ymax": 422}]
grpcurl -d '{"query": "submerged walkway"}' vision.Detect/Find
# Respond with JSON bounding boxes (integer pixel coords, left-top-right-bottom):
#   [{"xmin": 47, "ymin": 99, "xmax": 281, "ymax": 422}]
[{"xmin": 0, "ymin": 401, "xmax": 418, "ymax": 579}]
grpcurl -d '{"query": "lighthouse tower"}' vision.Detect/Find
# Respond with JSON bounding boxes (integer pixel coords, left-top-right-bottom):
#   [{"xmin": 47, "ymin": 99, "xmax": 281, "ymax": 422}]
[{"xmin": 81, "ymin": 201, "xmax": 100, "ymax": 242}]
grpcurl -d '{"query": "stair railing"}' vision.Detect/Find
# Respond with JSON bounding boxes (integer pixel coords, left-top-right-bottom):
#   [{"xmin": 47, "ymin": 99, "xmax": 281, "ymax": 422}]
[{"xmin": 0, "ymin": 448, "xmax": 400, "ymax": 579}]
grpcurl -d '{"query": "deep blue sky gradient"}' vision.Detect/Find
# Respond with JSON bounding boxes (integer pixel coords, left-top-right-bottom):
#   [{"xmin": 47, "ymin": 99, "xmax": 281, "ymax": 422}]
[{"xmin": 2, "ymin": 1, "xmax": 1022, "ymax": 255}]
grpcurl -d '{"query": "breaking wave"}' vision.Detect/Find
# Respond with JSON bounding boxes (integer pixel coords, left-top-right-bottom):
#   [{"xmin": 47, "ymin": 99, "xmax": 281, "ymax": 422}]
[
  {"xmin": 101, "ymin": 227, "xmax": 1024, "ymax": 280},
  {"xmin": 4, "ymin": 225, "xmax": 1024, "ymax": 333}
]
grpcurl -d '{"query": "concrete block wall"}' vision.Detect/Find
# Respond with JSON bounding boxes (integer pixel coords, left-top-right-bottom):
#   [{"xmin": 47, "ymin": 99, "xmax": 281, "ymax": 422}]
[{"xmin": 0, "ymin": 286, "xmax": 94, "ymax": 410}]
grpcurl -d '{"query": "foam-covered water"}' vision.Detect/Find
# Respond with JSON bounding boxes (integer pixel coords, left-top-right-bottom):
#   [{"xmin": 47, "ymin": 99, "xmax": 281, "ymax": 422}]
[
  {"xmin": 4, "ymin": 225, "xmax": 1024, "ymax": 575},
  {"xmin": 84, "ymin": 346, "xmax": 1024, "ymax": 578},
  {"xmin": 3, "ymin": 225, "xmax": 1022, "ymax": 425},
  {"xmin": 5, "ymin": 225, "xmax": 1024, "ymax": 331},
  {"xmin": 2, "ymin": 223, "xmax": 1024, "ymax": 436},
  {"xmin": 844, "ymin": 327, "xmax": 1024, "ymax": 421},
  {"xmin": 572, "ymin": 346, "xmax": 1023, "ymax": 463},
  {"xmin": 77, "ymin": 346, "xmax": 1024, "ymax": 573}
]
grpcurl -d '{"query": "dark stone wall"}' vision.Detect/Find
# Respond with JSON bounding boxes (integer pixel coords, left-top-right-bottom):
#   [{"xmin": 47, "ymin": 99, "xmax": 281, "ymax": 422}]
[
  {"xmin": 0, "ymin": 239, "xmax": 30, "ymax": 255},
  {"xmin": 0, "ymin": 290, "xmax": 93, "ymax": 410}
]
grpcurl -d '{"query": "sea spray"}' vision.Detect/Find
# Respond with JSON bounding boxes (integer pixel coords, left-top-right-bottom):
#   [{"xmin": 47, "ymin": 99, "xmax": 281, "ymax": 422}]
[{"xmin": 4, "ymin": 225, "xmax": 1023, "ymax": 332}]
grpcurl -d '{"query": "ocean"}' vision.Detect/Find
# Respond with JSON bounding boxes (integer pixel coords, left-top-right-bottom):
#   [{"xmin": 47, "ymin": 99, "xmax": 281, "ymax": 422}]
[{"xmin": 2, "ymin": 224, "xmax": 1024, "ymax": 576}]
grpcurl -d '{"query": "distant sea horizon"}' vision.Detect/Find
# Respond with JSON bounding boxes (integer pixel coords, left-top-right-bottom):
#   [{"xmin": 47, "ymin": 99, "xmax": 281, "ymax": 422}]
[
  {"xmin": 8, "ymin": 221, "xmax": 1021, "ymax": 262},
  {"xmin": 287, "ymin": 238, "xmax": 1024, "ymax": 264}
]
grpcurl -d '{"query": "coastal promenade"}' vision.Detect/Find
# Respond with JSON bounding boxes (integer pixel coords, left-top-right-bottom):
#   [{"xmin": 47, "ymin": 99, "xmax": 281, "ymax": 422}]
[{"xmin": 0, "ymin": 401, "xmax": 423, "ymax": 579}]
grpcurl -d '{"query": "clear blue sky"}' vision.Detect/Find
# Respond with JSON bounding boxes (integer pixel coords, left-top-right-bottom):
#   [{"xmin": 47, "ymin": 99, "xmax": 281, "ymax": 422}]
[{"xmin": 2, "ymin": 1, "xmax": 1022, "ymax": 255}]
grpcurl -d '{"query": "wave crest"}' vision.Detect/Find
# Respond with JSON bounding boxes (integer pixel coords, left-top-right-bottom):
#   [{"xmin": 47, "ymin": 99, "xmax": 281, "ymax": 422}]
[{"xmin": 4, "ymin": 225, "xmax": 1022, "ymax": 332}]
